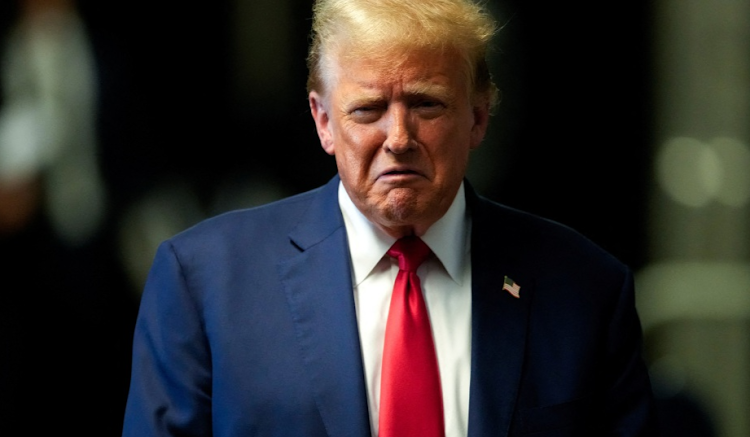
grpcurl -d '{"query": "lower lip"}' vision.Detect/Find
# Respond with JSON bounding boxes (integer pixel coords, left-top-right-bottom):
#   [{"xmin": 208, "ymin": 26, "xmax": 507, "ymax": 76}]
[{"xmin": 378, "ymin": 172, "xmax": 423, "ymax": 183}]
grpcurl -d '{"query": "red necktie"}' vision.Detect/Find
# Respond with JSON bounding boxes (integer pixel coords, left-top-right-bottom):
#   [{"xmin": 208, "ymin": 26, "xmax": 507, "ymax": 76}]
[{"xmin": 379, "ymin": 237, "xmax": 445, "ymax": 437}]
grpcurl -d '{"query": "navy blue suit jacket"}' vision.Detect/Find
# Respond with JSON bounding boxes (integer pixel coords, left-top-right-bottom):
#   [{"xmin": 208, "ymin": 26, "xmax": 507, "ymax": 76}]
[{"xmin": 122, "ymin": 176, "xmax": 657, "ymax": 436}]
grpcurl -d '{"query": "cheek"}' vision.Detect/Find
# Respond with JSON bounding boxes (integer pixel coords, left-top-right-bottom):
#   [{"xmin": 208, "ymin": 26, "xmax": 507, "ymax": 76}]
[
  {"xmin": 339, "ymin": 126, "xmax": 384, "ymax": 166},
  {"xmin": 430, "ymin": 132, "xmax": 472, "ymax": 179},
  {"xmin": 422, "ymin": 120, "xmax": 467, "ymax": 152}
]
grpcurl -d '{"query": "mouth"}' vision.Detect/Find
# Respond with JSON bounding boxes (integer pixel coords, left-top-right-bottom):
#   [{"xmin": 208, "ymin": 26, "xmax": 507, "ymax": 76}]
[
  {"xmin": 383, "ymin": 169, "xmax": 419, "ymax": 176},
  {"xmin": 380, "ymin": 164, "xmax": 423, "ymax": 176},
  {"xmin": 377, "ymin": 167, "xmax": 425, "ymax": 184}
]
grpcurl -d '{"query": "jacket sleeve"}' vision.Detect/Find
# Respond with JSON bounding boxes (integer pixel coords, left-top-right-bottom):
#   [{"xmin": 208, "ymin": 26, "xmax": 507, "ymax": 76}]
[{"xmin": 122, "ymin": 241, "xmax": 213, "ymax": 437}]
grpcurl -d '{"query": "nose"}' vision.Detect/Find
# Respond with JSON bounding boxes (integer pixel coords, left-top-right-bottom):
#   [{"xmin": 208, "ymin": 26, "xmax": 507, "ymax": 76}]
[{"xmin": 382, "ymin": 106, "xmax": 413, "ymax": 154}]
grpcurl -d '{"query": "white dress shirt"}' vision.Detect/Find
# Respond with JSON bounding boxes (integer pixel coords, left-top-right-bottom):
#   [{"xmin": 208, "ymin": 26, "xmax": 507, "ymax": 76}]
[{"xmin": 338, "ymin": 182, "xmax": 472, "ymax": 437}]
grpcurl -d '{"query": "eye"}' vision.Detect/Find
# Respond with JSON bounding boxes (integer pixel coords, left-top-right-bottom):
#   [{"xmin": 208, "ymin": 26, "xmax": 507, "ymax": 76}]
[
  {"xmin": 413, "ymin": 99, "xmax": 446, "ymax": 118},
  {"xmin": 417, "ymin": 100, "xmax": 440, "ymax": 108},
  {"xmin": 349, "ymin": 106, "xmax": 383, "ymax": 124}
]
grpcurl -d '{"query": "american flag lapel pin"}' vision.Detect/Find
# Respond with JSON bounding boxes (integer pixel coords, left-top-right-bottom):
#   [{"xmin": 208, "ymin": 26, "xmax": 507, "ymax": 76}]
[{"xmin": 503, "ymin": 275, "xmax": 521, "ymax": 298}]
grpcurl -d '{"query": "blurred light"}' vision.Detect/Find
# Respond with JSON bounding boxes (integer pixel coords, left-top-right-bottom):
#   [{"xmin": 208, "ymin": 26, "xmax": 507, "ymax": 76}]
[
  {"xmin": 636, "ymin": 261, "xmax": 750, "ymax": 330},
  {"xmin": 0, "ymin": 5, "xmax": 104, "ymax": 246},
  {"xmin": 657, "ymin": 137, "xmax": 721, "ymax": 207},
  {"xmin": 657, "ymin": 136, "xmax": 750, "ymax": 208},
  {"xmin": 711, "ymin": 137, "xmax": 750, "ymax": 207},
  {"xmin": 46, "ymin": 157, "xmax": 106, "ymax": 246}
]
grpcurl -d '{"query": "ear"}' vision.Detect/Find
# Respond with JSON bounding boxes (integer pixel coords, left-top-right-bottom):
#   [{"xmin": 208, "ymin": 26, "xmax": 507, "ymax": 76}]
[
  {"xmin": 309, "ymin": 91, "xmax": 335, "ymax": 155},
  {"xmin": 469, "ymin": 97, "xmax": 491, "ymax": 150}
]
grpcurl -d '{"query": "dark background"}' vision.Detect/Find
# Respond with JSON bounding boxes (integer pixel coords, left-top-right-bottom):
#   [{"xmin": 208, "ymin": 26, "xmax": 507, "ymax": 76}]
[
  {"xmin": 0, "ymin": 0, "xmax": 655, "ymax": 434},
  {"xmin": 80, "ymin": 0, "xmax": 654, "ymax": 268}
]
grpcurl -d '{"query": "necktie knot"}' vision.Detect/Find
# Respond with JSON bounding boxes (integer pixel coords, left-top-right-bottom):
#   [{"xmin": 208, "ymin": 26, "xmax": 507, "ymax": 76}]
[{"xmin": 387, "ymin": 236, "xmax": 431, "ymax": 272}]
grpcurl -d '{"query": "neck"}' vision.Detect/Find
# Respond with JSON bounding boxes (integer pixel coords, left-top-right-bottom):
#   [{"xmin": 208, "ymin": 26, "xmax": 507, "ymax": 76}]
[{"xmin": 376, "ymin": 223, "xmax": 427, "ymax": 239}]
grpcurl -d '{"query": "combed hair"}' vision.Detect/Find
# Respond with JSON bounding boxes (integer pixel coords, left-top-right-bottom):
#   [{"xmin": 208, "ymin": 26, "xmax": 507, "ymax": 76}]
[{"xmin": 307, "ymin": 0, "xmax": 499, "ymax": 106}]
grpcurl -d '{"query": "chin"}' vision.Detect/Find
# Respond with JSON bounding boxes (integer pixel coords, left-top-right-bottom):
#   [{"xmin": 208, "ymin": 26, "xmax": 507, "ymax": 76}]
[{"xmin": 377, "ymin": 189, "xmax": 429, "ymax": 226}]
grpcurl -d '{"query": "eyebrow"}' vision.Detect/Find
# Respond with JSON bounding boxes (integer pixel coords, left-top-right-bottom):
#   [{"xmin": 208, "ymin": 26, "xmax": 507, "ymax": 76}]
[
  {"xmin": 403, "ymin": 82, "xmax": 454, "ymax": 102},
  {"xmin": 342, "ymin": 95, "xmax": 386, "ymax": 112},
  {"xmin": 341, "ymin": 82, "xmax": 455, "ymax": 111}
]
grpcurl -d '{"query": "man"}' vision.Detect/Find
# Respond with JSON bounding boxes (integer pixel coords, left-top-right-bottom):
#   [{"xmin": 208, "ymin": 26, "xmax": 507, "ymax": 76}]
[{"xmin": 122, "ymin": 0, "xmax": 658, "ymax": 436}]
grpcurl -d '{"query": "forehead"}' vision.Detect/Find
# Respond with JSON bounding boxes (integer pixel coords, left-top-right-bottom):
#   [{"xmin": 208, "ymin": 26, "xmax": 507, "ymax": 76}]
[{"xmin": 321, "ymin": 47, "xmax": 470, "ymax": 99}]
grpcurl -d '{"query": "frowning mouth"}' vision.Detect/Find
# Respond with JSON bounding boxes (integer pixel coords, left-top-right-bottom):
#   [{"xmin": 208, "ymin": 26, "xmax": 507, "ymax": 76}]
[
  {"xmin": 378, "ymin": 168, "xmax": 425, "ymax": 183},
  {"xmin": 383, "ymin": 170, "xmax": 418, "ymax": 176},
  {"xmin": 380, "ymin": 164, "xmax": 423, "ymax": 176}
]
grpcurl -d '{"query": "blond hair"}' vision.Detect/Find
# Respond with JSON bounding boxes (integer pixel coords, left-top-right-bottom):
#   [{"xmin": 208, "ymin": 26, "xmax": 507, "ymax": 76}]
[{"xmin": 307, "ymin": 0, "xmax": 498, "ymax": 106}]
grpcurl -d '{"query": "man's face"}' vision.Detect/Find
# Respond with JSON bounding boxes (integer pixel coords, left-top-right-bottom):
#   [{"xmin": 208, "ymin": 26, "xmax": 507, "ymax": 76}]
[{"xmin": 309, "ymin": 49, "xmax": 490, "ymax": 237}]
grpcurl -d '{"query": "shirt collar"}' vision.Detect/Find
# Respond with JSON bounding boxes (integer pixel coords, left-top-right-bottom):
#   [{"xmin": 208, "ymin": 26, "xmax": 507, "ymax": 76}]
[{"xmin": 338, "ymin": 182, "xmax": 470, "ymax": 287}]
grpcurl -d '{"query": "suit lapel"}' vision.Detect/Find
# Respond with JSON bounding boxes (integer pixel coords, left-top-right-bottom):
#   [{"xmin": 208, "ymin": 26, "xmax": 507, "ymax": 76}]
[
  {"xmin": 466, "ymin": 185, "xmax": 533, "ymax": 437},
  {"xmin": 278, "ymin": 177, "xmax": 371, "ymax": 437}
]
